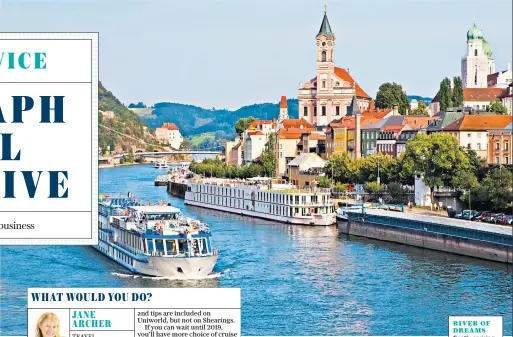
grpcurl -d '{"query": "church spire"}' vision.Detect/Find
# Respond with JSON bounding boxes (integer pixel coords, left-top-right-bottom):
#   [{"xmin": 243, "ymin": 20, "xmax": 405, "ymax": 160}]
[
  {"xmin": 347, "ymin": 95, "xmax": 361, "ymax": 116},
  {"xmin": 316, "ymin": 6, "xmax": 334, "ymax": 38}
]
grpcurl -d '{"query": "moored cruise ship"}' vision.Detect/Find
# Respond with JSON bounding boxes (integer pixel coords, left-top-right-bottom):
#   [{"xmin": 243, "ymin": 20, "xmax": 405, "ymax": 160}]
[
  {"xmin": 184, "ymin": 178, "xmax": 335, "ymax": 226},
  {"xmin": 96, "ymin": 195, "xmax": 218, "ymax": 277}
]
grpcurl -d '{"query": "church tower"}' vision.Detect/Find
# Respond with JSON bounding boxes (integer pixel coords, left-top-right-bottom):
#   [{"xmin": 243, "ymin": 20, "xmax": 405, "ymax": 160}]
[
  {"xmin": 315, "ymin": 5, "xmax": 336, "ymax": 126},
  {"xmin": 278, "ymin": 96, "xmax": 289, "ymax": 122},
  {"xmin": 461, "ymin": 22, "xmax": 495, "ymax": 88}
]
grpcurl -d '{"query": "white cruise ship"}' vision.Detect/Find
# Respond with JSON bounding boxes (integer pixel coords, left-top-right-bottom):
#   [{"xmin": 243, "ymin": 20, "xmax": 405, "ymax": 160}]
[
  {"xmin": 184, "ymin": 178, "xmax": 335, "ymax": 226},
  {"xmin": 96, "ymin": 195, "xmax": 218, "ymax": 277}
]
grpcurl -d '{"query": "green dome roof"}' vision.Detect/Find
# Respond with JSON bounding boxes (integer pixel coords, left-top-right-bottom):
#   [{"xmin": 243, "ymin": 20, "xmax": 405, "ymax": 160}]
[
  {"xmin": 467, "ymin": 24, "xmax": 483, "ymax": 41},
  {"xmin": 483, "ymin": 39, "xmax": 492, "ymax": 58}
]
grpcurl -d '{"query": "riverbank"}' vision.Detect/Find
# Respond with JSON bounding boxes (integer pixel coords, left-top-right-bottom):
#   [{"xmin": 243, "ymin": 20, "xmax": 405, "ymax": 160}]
[
  {"xmin": 339, "ymin": 208, "xmax": 512, "ymax": 264},
  {"xmin": 99, "ymin": 162, "xmax": 142, "ymax": 169}
]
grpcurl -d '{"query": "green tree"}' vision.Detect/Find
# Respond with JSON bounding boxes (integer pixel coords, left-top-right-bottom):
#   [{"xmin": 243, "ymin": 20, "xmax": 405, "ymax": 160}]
[
  {"xmin": 386, "ymin": 182, "xmax": 404, "ymax": 203},
  {"xmin": 438, "ymin": 77, "xmax": 453, "ymax": 112},
  {"xmin": 235, "ymin": 117, "xmax": 256, "ymax": 135},
  {"xmin": 465, "ymin": 168, "xmax": 513, "ymax": 211},
  {"xmin": 366, "ymin": 182, "xmax": 386, "ymax": 201},
  {"xmin": 402, "ymin": 133, "xmax": 472, "ymax": 209},
  {"xmin": 452, "ymin": 76, "xmax": 464, "ymax": 107},
  {"xmin": 317, "ymin": 176, "xmax": 332, "ymax": 188},
  {"xmin": 324, "ymin": 153, "xmax": 353, "ymax": 183},
  {"xmin": 260, "ymin": 133, "xmax": 276, "ymax": 177},
  {"xmin": 180, "ymin": 138, "xmax": 193, "ymax": 150},
  {"xmin": 410, "ymin": 100, "xmax": 429, "ymax": 115},
  {"xmin": 375, "ymin": 82, "xmax": 410, "ymax": 114},
  {"xmin": 488, "ymin": 100, "xmax": 508, "ymax": 115},
  {"xmin": 126, "ymin": 150, "xmax": 134, "ymax": 163}
]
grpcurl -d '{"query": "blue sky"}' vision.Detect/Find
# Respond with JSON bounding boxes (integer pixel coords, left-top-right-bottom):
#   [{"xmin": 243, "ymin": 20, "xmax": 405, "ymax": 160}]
[{"xmin": 1, "ymin": 0, "xmax": 511, "ymax": 110}]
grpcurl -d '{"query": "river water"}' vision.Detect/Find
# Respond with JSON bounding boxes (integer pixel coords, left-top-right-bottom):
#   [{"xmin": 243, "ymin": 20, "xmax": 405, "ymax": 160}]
[{"xmin": 0, "ymin": 164, "xmax": 511, "ymax": 336}]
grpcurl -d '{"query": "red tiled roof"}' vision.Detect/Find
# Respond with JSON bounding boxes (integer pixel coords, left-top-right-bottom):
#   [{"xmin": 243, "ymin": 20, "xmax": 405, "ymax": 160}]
[
  {"xmin": 281, "ymin": 119, "xmax": 314, "ymax": 129},
  {"xmin": 334, "ymin": 67, "xmax": 370, "ymax": 98},
  {"xmin": 463, "ymin": 88, "xmax": 503, "ymax": 102},
  {"xmin": 280, "ymin": 96, "xmax": 287, "ymax": 109},
  {"xmin": 361, "ymin": 108, "xmax": 393, "ymax": 119},
  {"xmin": 247, "ymin": 131, "xmax": 264, "ymax": 136},
  {"xmin": 162, "ymin": 122, "xmax": 179, "ymax": 131},
  {"xmin": 247, "ymin": 119, "xmax": 275, "ymax": 130},
  {"xmin": 278, "ymin": 127, "xmax": 313, "ymax": 139},
  {"xmin": 403, "ymin": 116, "xmax": 433, "ymax": 128},
  {"xmin": 308, "ymin": 133, "xmax": 326, "ymax": 141},
  {"xmin": 328, "ymin": 116, "xmax": 380, "ymax": 129},
  {"xmin": 443, "ymin": 115, "xmax": 512, "ymax": 131}
]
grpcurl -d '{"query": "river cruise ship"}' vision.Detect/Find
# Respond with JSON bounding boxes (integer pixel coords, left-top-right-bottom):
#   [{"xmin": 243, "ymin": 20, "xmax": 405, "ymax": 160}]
[
  {"xmin": 184, "ymin": 178, "xmax": 335, "ymax": 226},
  {"xmin": 154, "ymin": 159, "xmax": 168, "ymax": 169},
  {"xmin": 96, "ymin": 195, "xmax": 218, "ymax": 277}
]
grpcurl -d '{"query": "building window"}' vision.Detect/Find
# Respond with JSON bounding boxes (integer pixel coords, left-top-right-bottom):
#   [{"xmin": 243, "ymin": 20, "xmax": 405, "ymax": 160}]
[
  {"xmin": 477, "ymin": 143, "xmax": 481, "ymax": 150},
  {"xmin": 303, "ymin": 106, "xmax": 308, "ymax": 116},
  {"xmin": 322, "ymin": 106, "xmax": 326, "ymax": 116},
  {"xmin": 335, "ymin": 81, "xmax": 340, "ymax": 87},
  {"xmin": 496, "ymin": 142, "xmax": 500, "ymax": 150},
  {"xmin": 496, "ymin": 156, "xmax": 500, "ymax": 164},
  {"xmin": 322, "ymin": 80, "xmax": 326, "ymax": 88},
  {"xmin": 506, "ymin": 157, "xmax": 509, "ymax": 165},
  {"xmin": 336, "ymin": 106, "xmax": 340, "ymax": 115},
  {"xmin": 280, "ymin": 152, "xmax": 282, "ymax": 158},
  {"xmin": 467, "ymin": 133, "xmax": 471, "ymax": 138},
  {"xmin": 321, "ymin": 51, "xmax": 326, "ymax": 62},
  {"xmin": 505, "ymin": 142, "xmax": 509, "ymax": 150},
  {"xmin": 474, "ymin": 49, "xmax": 478, "ymax": 56},
  {"xmin": 314, "ymin": 106, "xmax": 317, "ymax": 116},
  {"xmin": 467, "ymin": 143, "xmax": 471, "ymax": 149}
]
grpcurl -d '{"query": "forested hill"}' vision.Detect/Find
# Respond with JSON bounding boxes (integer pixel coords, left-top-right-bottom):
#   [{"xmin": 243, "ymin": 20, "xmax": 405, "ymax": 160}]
[
  {"xmin": 141, "ymin": 99, "xmax": 299, "ymax": 137},
  {"xmin": 98, "ymin": 82, "xmax": 153, "ymax": 152}
]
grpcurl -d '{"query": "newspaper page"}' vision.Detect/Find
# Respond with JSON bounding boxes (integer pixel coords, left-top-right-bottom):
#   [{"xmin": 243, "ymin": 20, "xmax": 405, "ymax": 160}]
[{"xmin": 0, "ymin": 1, "xmax": 511, "ymax": 337}]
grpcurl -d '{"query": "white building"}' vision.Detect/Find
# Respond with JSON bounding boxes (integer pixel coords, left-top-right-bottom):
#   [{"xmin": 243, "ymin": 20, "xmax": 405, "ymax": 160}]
[
  {"xmin": 487, "ymin": 64, "xmax": 513, "ymax": 88},
  {"xmin": 155, "ymin": 123, "xmax": 183, "ymax": 149},
  {"xmin": 242, "ymin": 120, "xmax": 276, "ymax": 165},
  {"xmin": 461, "ymin": 23, "xmax": 495, "ymax": 88}
]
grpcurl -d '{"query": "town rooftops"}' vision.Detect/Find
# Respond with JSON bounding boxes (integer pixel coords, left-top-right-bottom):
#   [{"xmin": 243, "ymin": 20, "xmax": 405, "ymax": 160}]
[
  {"xmin": 432, "ymin": 88, "xmax": 503, "ymax": 103},
  {"xmin": 443, "ymin": 115, "xmax": 512, "ymax": 131},
  {"xmin": 247, "ymin": 119, "xmax": 276, "ymax": 130},
  {"xmin": 463, "ymin": 88, "xmax": 504, "ymax": 101},
  {"xmin": 281, "ymin": 118, "xmax": 314, "ymax": 129}
]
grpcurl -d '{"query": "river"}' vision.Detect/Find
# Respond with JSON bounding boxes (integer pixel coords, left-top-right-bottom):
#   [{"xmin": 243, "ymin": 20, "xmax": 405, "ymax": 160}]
[{"xmin": 0, "ymin": 164, "xmax": 511, "ymax": 336}]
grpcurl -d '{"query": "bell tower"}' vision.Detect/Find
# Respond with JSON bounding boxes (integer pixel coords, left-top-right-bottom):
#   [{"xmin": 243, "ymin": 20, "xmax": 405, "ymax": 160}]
[{"xmin": 315, "ymin": 5, "xmax": 336, "ymax": 126}]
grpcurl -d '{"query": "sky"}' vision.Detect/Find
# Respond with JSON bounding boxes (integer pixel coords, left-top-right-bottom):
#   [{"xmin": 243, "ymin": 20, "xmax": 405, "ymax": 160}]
[{"xmin": 0, "ymin": 0, "xmax": 511, "ymax": 110}]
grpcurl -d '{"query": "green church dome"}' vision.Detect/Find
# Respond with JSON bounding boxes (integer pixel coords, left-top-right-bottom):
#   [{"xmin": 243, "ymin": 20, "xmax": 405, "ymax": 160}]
[
  {"xmin": 482, "ymin": 39, "xmax": 492, "ymax": 58},
  {"xmin": 467, "ymin": 24, "xmax": 483, "ymax": 41}
]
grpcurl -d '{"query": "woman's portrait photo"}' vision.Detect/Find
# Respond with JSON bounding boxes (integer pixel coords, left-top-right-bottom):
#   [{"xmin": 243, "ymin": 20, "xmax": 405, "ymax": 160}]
[{"xmin": 34, "ymin": 312, "xmax": 64, "ymax": 337}]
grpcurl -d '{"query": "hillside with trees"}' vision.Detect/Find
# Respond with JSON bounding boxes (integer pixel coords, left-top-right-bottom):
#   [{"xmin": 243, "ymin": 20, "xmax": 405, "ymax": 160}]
[
  {"xmin": 140, "ymin": 99, "xmax": 299, "ymax": 137},
  {"xmin": 98, "ymin": 82, "xmax": 154, "ymax": 154}
]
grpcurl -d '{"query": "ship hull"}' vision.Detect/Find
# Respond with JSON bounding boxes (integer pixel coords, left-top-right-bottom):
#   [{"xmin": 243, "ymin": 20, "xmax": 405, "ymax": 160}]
[
  {"xmin": 184, "ymin": 199, "xmax": 335, "ymax": 226},
  {"xmin": 93, "ymin": 239, "xmax": 218, "ymax": 277}
]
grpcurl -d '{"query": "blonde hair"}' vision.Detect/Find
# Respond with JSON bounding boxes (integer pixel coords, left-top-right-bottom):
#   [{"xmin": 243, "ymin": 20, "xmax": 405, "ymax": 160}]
[{"xmin": 35, "ymin": 312, "xmax": 61, "ymax": 337}]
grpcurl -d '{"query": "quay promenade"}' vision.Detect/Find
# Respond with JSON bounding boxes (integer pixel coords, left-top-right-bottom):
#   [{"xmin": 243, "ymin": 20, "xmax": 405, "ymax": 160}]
[{"xmin": 340, "ymin": 208, "xmax": 513, "ymax": 263}]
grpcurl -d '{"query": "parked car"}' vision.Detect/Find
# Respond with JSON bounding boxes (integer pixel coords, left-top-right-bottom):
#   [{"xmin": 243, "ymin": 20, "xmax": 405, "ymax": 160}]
[
  {"xmin": 462, "ymin": 210, "xmax": 479, "ymax": 220},
  {"xmin": 470, "ymin": 211, "xmax": 489, "ymax": 221},
  {"xmin": 476, "ymin": 212, "xmax": 492, "ymax": 222},
  {"xmin": 498, "ymin": 215, "xmax": 512, "ymax": 225},
  {"xmin": 487, "ymin": 213, "xmax": 504, "ymax": 223},
  {"xmin": 456, "ymin": 210, "xmax": 472, "ymax": 219}
]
